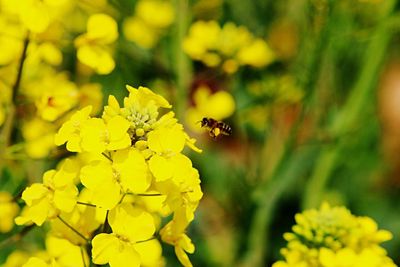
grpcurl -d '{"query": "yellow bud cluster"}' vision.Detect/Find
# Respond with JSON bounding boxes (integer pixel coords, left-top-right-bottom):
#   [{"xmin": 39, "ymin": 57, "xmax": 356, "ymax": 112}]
[
  {"xmin": 273, "ymin": 203, "xmax": 396, "ymax": 267},
  {"xmin": 16, "ymin": 85, "xmax": 202, "ymax": 267}
]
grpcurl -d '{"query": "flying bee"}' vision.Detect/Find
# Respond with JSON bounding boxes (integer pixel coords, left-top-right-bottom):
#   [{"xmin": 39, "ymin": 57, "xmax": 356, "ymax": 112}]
[{"xmin": 199, "ymin": 117, "xmax": 232, "ymax": 139}]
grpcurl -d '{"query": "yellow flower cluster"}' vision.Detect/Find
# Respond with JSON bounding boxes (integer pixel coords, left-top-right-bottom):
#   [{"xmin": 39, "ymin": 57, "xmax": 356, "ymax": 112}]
[
  {"xmin": 273, "ymin": 203, "xmax": 396, "ymax": 267},
  {"xmin": 183, "ymin": 20, "xmax": 275, "ymax": 73},
  {"xmin": 0, "ymin": 0, "xmax": 104, "ymax": 158},
  {"xmin": 15, "ymin": 85, "xmax": 203, "ymax": 267},
  {"xmin": 123, "ymin": 0, "xmax": 175, "ymax": 49}
]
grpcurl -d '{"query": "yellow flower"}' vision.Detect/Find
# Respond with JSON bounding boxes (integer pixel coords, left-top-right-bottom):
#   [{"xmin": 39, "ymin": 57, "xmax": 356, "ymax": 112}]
[
  {"xmin": 186, "ymin": 85, "xmax": 235, "ymax": 133},
  {"xmin": 80, "ymin": 148, "xmax": 150, "ymax": 209},
  {"xmin": 0, "ymin": 16, "xmax": 24, "ymax": 65},
  {"xmin": 0, "ymin": 191, "xmax": 19, "ymax": 232},
  {"xmin": 22, "ymin": 118, "xmax": 56, "ymax": 159},
  {"xmin": 50, "ymin": 191, "xmax": 101, "ymax": 245},
  {"xmin": 160, "ymin": 220, "xmax": 195, "ymax": 267},
  {"xmin": 15, "ymin": 169, "xmax": 78, "ymax": 226},
  {"xmin": 273, "ymin": 203, "xmax": 396, "ymax": 267},
  {"xmin": 3, "ymin": 251, "xmax": 30, "ymax": 267},
  {"xmin": 91, "ymin": 204, "xmax": 156, "ymax": 267},
  {"xmin": 123, "ymin": 0, "xmax": 174, "ymax": 49},
  {"xmin": 80, "ymin": 116, "xmax": 131, "ymax": 153},
  {"xmin": 55, "ymin": 106, "xmax": 92, "ymax": 152},
  {"xmin": 22, "ymin": 257, "xmax": 54, "ymax": 267},
  {"xmin": 45, "ymin": 235, "xmax": 89, "ymax": 267},
  {"xmin": 80, "ymin": 160, "xmax": 122, "ymax": 210},
  {"xmin": 75, "ymin": 13, "xmax": 118, "ymax": 74},
  {"xmin": 184, "ymin": 20, "xmax": 275, "ymax": 73}
]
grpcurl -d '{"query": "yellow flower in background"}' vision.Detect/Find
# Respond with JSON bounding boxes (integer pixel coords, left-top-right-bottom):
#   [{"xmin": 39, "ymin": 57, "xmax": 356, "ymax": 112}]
[
  {"xmin": 25, "ymin": 42, "xmax": 63, "ymax": 67},
  {"xmin": 0, "ymin": 16, "xmax": 24, "ymax": 65},
  {"xmin": 273, "ymin": 203, "xmax": 396, "ymax": 267},
  {"xmin": 1, "ymin": 0, "xmax": 72, "ymax": 33},
  {"xmin": 3, "ymin": 251, "xmax": 30, "ymax": 267},
  {"xmin": 0, "ymin": 191, "xmax": 19, "ymax": 233},
  {"xmin": 186, "ymin": 85, "xmax": 235, "ymax": 133},
  {"xmin": 183, "ymin": 20, "xmax": 275, "ymax": 73},
  {"xmin": 22, "ymin": 118, "xmax": 56, "ymax": 159},
  {"xmin": 75, "ymin": 13, "xmax": 118, "ymax": 74},
  {"xmin": 34, "ymin": 76, "xmax": 79, "ymax": 122},
  {"xmin": 15, "ymin": 169, "xmax": 78, "ymax": 226},
  {"xmin": 45, "ymin": 235, "xmax": 89, "ymax": 267},
  {"xmin": 123, "ymin": 0, "xmax": 175, "ymax": 49}
]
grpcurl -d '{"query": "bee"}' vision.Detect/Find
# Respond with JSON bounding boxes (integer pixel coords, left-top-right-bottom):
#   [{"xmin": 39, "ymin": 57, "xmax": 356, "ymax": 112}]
[{"xmin": 199, "ymin": 117, "xmax": 232, "ymax": 139}]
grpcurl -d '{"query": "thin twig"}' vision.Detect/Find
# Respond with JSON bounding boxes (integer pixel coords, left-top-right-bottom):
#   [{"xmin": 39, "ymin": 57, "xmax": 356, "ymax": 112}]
[
  {"xmin": 57, "ymin": 215, "xmax": 90, "ymax": 243},
  {"xmin": 77, "ymin": 201, "xmax": 97, "ymax": 207},
  {"xmin": 101, "ymin": 152, "xmax": 113, "ymax": 162},
  {"xmin": 136, "ymin": 236, "xmax": 157, "ymax": 244},
  {"xmin": 80, "ymin": 246, "xmax": 87, "ymax": 267}
]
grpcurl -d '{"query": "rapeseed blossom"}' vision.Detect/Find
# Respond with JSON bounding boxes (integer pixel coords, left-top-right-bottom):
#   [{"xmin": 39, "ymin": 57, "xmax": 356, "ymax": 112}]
[
  {"xmin": 123, "ymin": 0, "xmax": 175, "ymax": 49},
  {"xmin": 273, "ymin": 203, "xmax": 396, "ymax": 267},
  {"xmin": 0, "ymin": 191, "xmax": 19, "ymax": 232},
  {"xmin": 75, "ymin": 13, "xmax": 118, "ymax": 74},
  {"xmin": 183, "ymin": 20, "xmax": 275, "ymax": 73},
  {"xmin": 16, "ymin": 85, "xmax": 203, "ymax": 267}
]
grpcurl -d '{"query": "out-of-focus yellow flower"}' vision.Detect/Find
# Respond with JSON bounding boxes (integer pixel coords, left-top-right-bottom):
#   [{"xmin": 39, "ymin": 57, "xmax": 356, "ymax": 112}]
[
  {"xmin": 0, "ymin": 191, "xmax": 19, "ymax": 232},
  {"xmin": 186, "ymin": 85, "xmax": 235, "ymax": 133},
  {"xmin": 45, "ymin": 235, "xmax": 89, "ymax": 267},
  {"xmin": 23, "ymin": 72, "xmax": 79, "ymax": 122},
  {"xmin": 123, "ymin": 0, "xmax": 174, "ymax": 49},
  {"xmin": 25, "ymin": 42, "xmax": 63, "ymax": 66},
  {"xmin": 22, "ymin": 118, "xmax": 56, "ymax": 158},
  {"xmin": 3, "ymin": 251, "xmax": 30, "ymax": 267},
  {"xmin": 183, "ymin": 20, "xmax": 275, "ymax": 73},
  {"xmin": 15, "ymin": 168, "xmax": 78, "ymax": 226},
  {"xmin": 273, "ymin": 203, "xmax": 396, "ymax": 267},
  {"xmin": 78, "ymin": 83, "xmax": 103, "ymax": 115},
  {"xmin": 0, "ymin": 16, "xmax": 24, "ymax": 65},
  {"xmin": 2, "ymin": 0, "xmax": 72, "ymax": 33},
  {"xmin": 22, "ymin": 257, "xmax": 54, "ymax": 267},
  {"xmin": 75, "ymin": 13, "xmax": 118, "ymax": 74}
]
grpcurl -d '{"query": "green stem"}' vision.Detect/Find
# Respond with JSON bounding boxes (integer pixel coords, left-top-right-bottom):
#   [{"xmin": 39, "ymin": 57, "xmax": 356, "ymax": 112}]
[
  {"xmin": 173, "ymin": 0, "xmax": 191, "ymax": 119},
  {"xmin": 302, "ymin": 0, "xmax": 397, "ymax": 209},
  {"xmin": 240, "ymin": 146, "xmax": 318, "ymax": 267}
]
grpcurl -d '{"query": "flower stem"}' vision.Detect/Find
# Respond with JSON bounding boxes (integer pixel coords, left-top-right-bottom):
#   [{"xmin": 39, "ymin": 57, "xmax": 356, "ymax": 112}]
[
  {"xmin": 77, "ymin": 201, "xmax": 97, "ymax": 207},
  {"xmin": 57, "ymin": 215, "xmax": 90, "ymax": 243},
  {"xmin": 173, "ymin": 0, "xmax": 191, "ymax": 120},
  {"xmin": 0, "ymin": 34, "xmax": 29, "ymax": 155}
]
